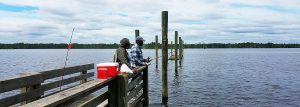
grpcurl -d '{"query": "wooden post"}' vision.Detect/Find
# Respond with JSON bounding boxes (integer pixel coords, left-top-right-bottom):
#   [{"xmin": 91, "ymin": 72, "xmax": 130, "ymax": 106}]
[
  {"xmin": 80, "ymin": 70, "xmax": 87, "ymax": 84},
  {"xmin": 20, "ymin": 72, "xmax": 43, "ymax": 105},
  {"xmin": 143, "ymin": 67, "xmax": 149, "ymax": 106},
  {"xmin": 179, "ymin": 37, "xmax": 182, "ymax": 65},
  {"xmin": 135, "ymin": 29, "xmax": 140, "ymax": 38},
  {"xmin": 155, "ymin": 35, "xmax": 158, "ymax": 68},
  {"xmin": 175, "ymin": 31, "xmax": 178, "ymax": 73},
  {"xmin": 171, "ymin": 41, "xmax": 173, "ymax": 56},
  {"xmin": 20, "ymin": 84, "xmax": 42, "ymax": 105},
  {"xmin": 119, "ymin": 75, "xmax": 128, "ymax": 107},
  {"xmin": 182, "ymin": 40, "xmax": 184, "ymax": 59},
  {"xmin": 108, "ymin": 75, "xmax": 128, "ymax": 107},
  {"xmin": 108, "ymin": 77, "xmax": 118, "ymax": 107},
  {"xmin": 161, "ymin": 11, "xmax": 168, "ymax": 105}
]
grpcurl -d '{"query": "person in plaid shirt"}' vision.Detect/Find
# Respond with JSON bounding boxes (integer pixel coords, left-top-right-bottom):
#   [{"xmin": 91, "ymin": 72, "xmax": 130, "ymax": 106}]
[{"xmin": 130, "ymin": 36, "xmax": 151, "ymax": 68}]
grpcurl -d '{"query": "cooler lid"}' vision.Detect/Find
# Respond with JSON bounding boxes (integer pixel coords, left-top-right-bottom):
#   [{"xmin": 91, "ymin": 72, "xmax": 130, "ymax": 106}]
[{"xmin": 97, "ymin": 63, "xmax": 119, "ymax": 66}]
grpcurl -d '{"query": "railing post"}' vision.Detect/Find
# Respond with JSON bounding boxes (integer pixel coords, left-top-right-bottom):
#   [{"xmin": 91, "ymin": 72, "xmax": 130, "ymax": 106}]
[
  {"xmin": 80, "ymin": 70, "xmax": 87, "ymax": 84},
  {"xmin": 20, "ymin": 84, "xmax": 42, "ymax": 105},
  {"xmin": 143, "ymin": 66, "xmax": 149, "ymax": 106},
  {"xmin": 20, "ymin": 72, "xmax": 43, "ymax": 105},
  {"xmin": 108, "ymin": 78, "xmax": 117, "ymax": 107},
  {"xmin": 119, "ymin": 75, "xmax": 128, "ymax": 107},
  {"xmin": 108, "ymin": 75, "xmax": 128, "ymax": 107}
]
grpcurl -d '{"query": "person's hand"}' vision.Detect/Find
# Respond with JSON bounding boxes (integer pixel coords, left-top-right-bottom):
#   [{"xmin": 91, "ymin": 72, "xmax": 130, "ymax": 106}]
[
  {"xmin": 146, "ymin": 57, "xmax": 152, "ymax": 63},
  {"xmin": 132, "ymin": 69, "xmax": 137, "ymax": 74}
]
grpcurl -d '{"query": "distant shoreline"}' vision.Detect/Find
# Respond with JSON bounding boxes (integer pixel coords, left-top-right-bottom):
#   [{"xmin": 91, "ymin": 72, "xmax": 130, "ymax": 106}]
[{"xmin": 1, "ymin": 42, "xmax": 300, "ymax": 49}]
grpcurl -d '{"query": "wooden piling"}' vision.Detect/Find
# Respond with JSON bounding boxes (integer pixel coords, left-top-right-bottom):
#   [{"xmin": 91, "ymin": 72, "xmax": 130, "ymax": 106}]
[
  {"xmin": 171, "ymin": 41, "xmax": 173, "ymax": 56},
  {"xmin": 175, "ymin": 31, "xmax": 178, "ymax": 73},
  {"xmin": 135, "ymin": 29, "xmax": 140, "ymax": 38},
  {"xmin": 161, "ymin": 11, "xmax": 168, "ymax": 105},
  {"xmin": 179, "ymin": 37, "xmax": 182, "ymax": 65},
  {"xmin": 155, "ymin": 35, "xmax": 158, "ymax": 68}
]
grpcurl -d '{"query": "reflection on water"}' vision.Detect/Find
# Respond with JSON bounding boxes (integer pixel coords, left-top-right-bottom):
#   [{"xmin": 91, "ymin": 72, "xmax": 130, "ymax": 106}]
[{"xmin": 1, "ymin": 49, "xmax": 300, "ymax": 106}]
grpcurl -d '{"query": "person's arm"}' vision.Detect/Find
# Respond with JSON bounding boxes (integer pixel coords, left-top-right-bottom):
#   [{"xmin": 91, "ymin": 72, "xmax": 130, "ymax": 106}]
[{"xmin": 117, "ymin": 48, "xmax": 131, "ymax": 67}]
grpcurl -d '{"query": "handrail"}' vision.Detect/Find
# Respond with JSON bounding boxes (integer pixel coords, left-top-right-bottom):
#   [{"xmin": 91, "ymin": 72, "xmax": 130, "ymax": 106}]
[
  {"xmin": 0, "ymin": 63, "xmax": 95, "ymax": 107},
  {"xmin": 0, "ymin": 64, "xmax": 149, "ymax": 107}
]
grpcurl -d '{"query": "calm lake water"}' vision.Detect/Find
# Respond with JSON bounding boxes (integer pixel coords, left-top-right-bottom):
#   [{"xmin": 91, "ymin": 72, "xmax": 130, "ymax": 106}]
[{"xmin": 1, "ymin": 49, "xmax": 300, "ymax": 106}]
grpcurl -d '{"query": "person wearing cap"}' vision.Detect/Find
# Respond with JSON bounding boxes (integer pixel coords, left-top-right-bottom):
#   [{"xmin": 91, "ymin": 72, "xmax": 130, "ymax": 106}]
[
  {"xmin": 115, "ymin": 38, "xmax": 132, "ymax": 68},
  {"xmin": 130, "ymin": 36, "xmax": 151, "ymax": 68}
]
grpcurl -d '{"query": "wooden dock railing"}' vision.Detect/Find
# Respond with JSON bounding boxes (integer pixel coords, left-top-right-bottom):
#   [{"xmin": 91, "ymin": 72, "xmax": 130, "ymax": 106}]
[
  {"xmin": 0, "ymin": 63, "xmax": 94, "ymax": 107},
  {"xmin": 0, "ymin": 63, "xmax": 149, "ymax": 107}
]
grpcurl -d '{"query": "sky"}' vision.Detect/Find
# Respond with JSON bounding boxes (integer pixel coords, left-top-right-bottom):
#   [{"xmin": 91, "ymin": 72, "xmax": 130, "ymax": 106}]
[{"xmin": 0, "ymin": 0, "xmax": 299, "ymax": 44}]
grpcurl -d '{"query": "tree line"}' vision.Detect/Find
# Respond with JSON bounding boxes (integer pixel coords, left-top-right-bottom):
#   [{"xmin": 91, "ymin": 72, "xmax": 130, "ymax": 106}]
[{"xmin": 0, "ymin": 42, "xmax": 299, "ymax": 49}]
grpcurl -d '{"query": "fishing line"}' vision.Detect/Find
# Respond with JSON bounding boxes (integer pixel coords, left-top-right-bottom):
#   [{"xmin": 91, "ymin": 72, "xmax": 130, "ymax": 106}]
[
  {"xmin": 156, "ymin": 51, "xmax": 175, "ymax": 59},
  {"xmin": 59, "ymin": 28, "xmax": 75, "ymax": 91}
]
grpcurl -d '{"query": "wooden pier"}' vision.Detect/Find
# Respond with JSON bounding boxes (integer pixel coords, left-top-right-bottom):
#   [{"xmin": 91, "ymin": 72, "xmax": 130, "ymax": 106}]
[{"xmin": 0, "ymin": 64, "xmax": 149, "ymax": 107}]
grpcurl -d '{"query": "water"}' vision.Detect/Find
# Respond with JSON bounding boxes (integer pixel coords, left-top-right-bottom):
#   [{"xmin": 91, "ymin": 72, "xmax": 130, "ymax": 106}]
[{"xmin": 1, "ymin": 49, "xmax": 300, "ymax": 106}]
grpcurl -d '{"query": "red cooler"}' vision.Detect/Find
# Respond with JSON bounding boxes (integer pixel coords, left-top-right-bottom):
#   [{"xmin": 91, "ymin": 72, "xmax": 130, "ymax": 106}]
[{"xmin": 97, "ymin": 63, "xmax": 119, "ymax": 79}]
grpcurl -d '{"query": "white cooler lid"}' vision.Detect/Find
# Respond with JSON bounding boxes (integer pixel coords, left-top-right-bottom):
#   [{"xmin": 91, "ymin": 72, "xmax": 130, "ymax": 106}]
[{"xmin": 97, "ymin": 63, "xmax": 119, "ymax": 66}]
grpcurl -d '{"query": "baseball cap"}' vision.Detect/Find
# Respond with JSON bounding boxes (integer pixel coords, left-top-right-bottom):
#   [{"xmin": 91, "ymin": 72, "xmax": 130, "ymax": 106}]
[{"xmin": 136, "ymin": 36, "xmax": 145, "ymax": 42}]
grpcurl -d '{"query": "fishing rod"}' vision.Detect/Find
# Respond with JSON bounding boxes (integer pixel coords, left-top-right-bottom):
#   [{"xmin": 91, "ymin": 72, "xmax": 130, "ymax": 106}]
[{"xmin": 59, "ymin": 28, "xmax": 75, "ymax": 91}]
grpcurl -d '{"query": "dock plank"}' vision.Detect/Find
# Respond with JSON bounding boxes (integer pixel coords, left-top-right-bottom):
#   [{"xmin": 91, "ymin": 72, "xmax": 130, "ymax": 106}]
[{"xmin": 21, "ymin": 78, "xmax": 113, "ymax": 107}]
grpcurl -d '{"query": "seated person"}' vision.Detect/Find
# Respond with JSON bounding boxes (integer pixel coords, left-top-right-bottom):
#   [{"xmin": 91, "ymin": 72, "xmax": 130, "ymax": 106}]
[
  {"xmin": 115, "ymin": 38, "xmax": 131, "ymax": 68},
  {"xmin": 130, "ymin": 36, "xmax": 151, "ymax": 68}
]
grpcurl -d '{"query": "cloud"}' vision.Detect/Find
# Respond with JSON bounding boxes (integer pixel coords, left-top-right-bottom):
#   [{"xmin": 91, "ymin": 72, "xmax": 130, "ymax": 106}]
[{"xmin": 0, "ymin": 0, "xmax": 299, "ymax": 43}]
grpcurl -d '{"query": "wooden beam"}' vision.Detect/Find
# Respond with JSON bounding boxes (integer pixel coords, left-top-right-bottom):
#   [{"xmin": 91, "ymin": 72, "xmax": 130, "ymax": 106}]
[
  {"xmin": 128, "ymin": 94, "xmax": 143, "ymax": 107},
  {"xmin": 80, "ymin": 70, "xmax": 87, "ymax": 84},
  {"xmin": 135, "ymin": 29, "xmax": 139, "ymax": 38},
  {"xmin": 0, "ymin": 88, "xmax": 43, "ymax": 107},
  {"xmin": 41, "ymin": 63, "xmax": 94, "ymax": 80},
  {"xmin": 161, "ymin": 11, "xmax": 169, "ymax": 105},
  {"xmin": 126, "ymin": 83, "xmax": 143, "ymax": 102},
  {"xmin": 41, "ymin": 72, "xmax": 94, "ymax": 92},
  {"xmin": 127, "ymin": 66, "xmax": 146, "ymax": 79},
  {"xmin": 21, "ymin": 78, "xmax": 114, "ymax": 107},
  {"xmin": 127, "ymin": 76, "xmax": 142, "ymax": 92},
  {"xmin": 175, "ymin": 31, "xmax": 178, "ymax": 73},
  {"xmin": 179, "ymin": 37, "xmax": 182, "ymax": 65},
  {"xmin": 108, "ymin": 77, "xmax": 118, "ymax": 107},
  {"xmin": 155, "ymin": 35, "xmax": 159, "ymax": 68},
  {"xmin": 142, "ymin": 66, "xmax": 149, "ymax": 106},
  {"xmin": 119, "ymin": 75, "xmax": 128, "ymax": 107},
  {"xmin": 0, "ymin": 71, "xmax": 42, "ymax": 93},
  {"xmin": 78, "ymin": 91, "xmax": 109, "ymax": 107}
]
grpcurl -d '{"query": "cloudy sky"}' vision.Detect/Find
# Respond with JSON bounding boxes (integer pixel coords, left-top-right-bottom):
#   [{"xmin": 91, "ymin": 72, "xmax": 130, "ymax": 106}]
[{"xmin": 0, "ymin": 0, "xmax": 299, "ymax": 44}]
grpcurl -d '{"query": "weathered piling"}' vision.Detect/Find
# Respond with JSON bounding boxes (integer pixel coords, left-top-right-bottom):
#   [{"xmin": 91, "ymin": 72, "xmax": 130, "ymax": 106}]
[
  {"xmin": 161, "ymin": 11, "xmax": 168, "ymax": 105},
  {"xmin": 155, "ymin": 35, "xmax": 158, "ymax": 68},
  {"xmin": 135, "ymin": 29, "xmax": 139, "ymax": 38},
  {"xmin": 179, "ymin": 37, "xmax": 182, "ymax": 65},
  {"xmin": 175, "ymin": 31, "xmax": 178, "ymax": 73},
  {"xmin": 171, "ymin": 41, "xmax": 173, "ymax": 56},
  {"xmin": 182, "ymin": 40, "xmax": 184, "ymax": 59}
]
